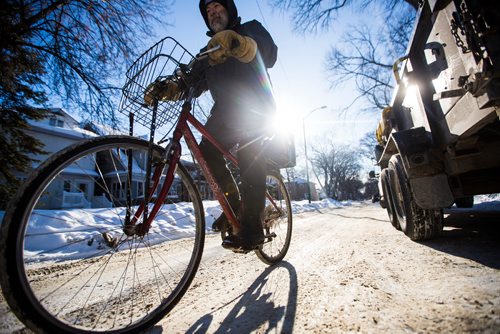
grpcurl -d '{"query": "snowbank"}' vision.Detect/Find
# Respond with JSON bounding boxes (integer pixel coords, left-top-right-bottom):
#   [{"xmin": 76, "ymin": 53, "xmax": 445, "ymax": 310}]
[{"xmin": 1, "ymin": 196, "xmax": 498, "ymax": 262}]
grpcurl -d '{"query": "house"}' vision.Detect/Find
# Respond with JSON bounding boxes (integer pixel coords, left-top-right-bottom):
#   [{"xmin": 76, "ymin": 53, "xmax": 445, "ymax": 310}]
[
  {"xmin": 20, "ymin": 108, "xmax": 98, "ymax": 169},
  {"xmin": 14, "ymin": 108, "xmax": 215, "ymax": 209},
  {"xmin": 285, "ymin": 177, "xmax": 319, "ymax": 201},
  {"xmin": 12, "ymin": 108, "xmax": 102, "ymax": 209}
]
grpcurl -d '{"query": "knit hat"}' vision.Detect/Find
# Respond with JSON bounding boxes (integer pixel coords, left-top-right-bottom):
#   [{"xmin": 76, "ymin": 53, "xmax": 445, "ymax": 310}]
[
  {"xmin": 204, "ymin": 0, "xmax": 226, "ymax": 8},
  {"xmin": 199, "ymin": 0, "xmax": 239, "ymax": 36}
]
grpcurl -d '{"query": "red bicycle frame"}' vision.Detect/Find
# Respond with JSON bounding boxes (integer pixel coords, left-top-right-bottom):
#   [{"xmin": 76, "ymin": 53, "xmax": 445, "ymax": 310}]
[
  {"xmin": 127, "ymin": 100, "xmax": 240, "ymax": 234},
  {"xmin": 125, "ymin": 58, "xmax": 280, "ymax": 236}
]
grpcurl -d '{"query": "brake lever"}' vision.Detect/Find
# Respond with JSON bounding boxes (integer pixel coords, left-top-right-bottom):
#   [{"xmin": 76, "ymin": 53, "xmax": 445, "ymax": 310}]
[
  {"xmin": 185, "ymin": 44, "xmax": 222, "ymax": 71},
  {"xmin": 196, "ymin": 45, "xmax": 221, "ymax": 59}
]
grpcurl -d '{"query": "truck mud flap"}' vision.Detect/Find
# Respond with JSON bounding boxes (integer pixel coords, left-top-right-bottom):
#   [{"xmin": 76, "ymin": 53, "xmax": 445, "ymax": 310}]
[{"xmin": 409, "ymin": 174, "xmax": 454, "ymax": 209}]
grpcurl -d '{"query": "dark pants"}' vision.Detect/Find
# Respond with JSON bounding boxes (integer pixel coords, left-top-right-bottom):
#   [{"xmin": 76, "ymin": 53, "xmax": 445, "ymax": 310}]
[{"xmin": 199, "ymin": 117, "xmax": 267, "ymax": 238}]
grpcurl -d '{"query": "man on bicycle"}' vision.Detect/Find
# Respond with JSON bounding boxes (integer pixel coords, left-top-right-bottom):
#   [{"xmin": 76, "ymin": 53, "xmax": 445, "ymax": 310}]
[
  {"xmin": 198, "ymin": 0, "xmax": 278, "ymax": 251},
  {"xmin": 147, "ymin": 0, "xmax": 278, "ymax": 251}
]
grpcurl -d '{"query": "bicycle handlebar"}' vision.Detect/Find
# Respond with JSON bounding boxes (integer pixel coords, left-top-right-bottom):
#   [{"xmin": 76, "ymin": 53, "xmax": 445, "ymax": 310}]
[
  {"xmin": 173, "ymin": 44, "xmax": 225, "ymax": 102},
  {"xmin": 196, "ymin": 44, "xmax": 221, "ymax": 60}
]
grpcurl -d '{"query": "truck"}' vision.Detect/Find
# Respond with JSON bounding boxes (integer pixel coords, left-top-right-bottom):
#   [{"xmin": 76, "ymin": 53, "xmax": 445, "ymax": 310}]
[{"xmin": 375, "ymin": 0, "xmax": 500, "ymax": 240}]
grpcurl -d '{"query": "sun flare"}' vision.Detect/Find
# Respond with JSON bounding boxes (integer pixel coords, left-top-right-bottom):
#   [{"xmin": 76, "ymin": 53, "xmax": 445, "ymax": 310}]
[{"xmin": 272, "ymin": 95, "xmax": 301, "ymax": 135}]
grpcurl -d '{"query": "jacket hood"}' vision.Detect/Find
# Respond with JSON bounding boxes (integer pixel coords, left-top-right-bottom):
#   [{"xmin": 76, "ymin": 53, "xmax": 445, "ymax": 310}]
[{"xmin": 199, "ymin": 0, "xmax": 240, "ymax": 36}]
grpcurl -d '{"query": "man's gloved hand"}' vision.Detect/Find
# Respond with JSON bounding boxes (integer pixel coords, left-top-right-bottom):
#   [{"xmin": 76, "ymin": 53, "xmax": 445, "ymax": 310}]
[
  {"xmin": 207, "ymin": 30, "xmax": 257, "ymax": 65},
  {"xmin": 143, "ymin": 80, "xmax": 181, "ymax": 106}
]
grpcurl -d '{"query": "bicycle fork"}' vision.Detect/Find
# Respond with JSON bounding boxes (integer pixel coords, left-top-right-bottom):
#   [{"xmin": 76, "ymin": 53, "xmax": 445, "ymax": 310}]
[
  {"xmin": 123, "ymin": 102, "xmax": 184, "ymax": 237},
  {"xmin": 123, "ymin": 145, "xmax": 182, "ymax": 237}
]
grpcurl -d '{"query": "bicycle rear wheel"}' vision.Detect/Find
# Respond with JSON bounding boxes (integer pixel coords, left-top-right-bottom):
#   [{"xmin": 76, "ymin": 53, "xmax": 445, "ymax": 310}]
[
  {"xmin": 0, "ymin": 136, "xmax": 205, "ymax": 333},
  {"xmin": 255, "ymin": 170, "xmax": 292, "ymax": 265}
]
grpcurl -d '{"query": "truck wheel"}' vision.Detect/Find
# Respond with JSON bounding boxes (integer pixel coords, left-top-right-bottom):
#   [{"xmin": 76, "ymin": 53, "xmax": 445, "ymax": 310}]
[
  {"xmin": 455, "ymin": 196, "xmax": 474, "ymax": 208},
  {"xmin": 381, "ymin": 168, "xmax": 400, "ymax": 230},
  {"xmin": 388, "ymin": 154, "xmax": 443, "ymax": 240}
]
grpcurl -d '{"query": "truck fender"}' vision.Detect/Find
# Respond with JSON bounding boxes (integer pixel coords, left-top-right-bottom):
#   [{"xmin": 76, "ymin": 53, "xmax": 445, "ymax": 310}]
[{"xmin": 390, "ymin": 127, "xmax": 454, "ymax": 209}]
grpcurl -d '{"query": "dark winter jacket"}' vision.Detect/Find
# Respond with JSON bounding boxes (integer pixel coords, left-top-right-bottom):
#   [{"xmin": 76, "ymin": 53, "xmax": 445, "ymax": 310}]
[{"xmin": 194, "ymin": 0, "xmax": 278, "ymax": 132}]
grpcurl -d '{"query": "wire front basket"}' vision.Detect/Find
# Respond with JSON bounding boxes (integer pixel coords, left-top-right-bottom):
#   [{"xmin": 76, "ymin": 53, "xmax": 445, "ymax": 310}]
[{"xmin": 119, "ymin": 37, "xmax": 195, "ymax": 129}]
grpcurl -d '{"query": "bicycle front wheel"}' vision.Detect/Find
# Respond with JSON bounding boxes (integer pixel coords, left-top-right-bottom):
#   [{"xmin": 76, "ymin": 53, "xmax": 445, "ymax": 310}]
[
  {"xmin": 255, "ymin": 170, "xmax": 292, "ymax": 265},
  {"xmin": 0, "ymin": 135, "xmax": 205, "ymax": 333}
]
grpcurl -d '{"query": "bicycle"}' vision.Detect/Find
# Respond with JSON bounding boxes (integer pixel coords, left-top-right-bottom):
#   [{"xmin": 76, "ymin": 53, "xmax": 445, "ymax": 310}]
[{"xmin": 0, "ymin": 36, "xmax": 293, "ymax": 333}]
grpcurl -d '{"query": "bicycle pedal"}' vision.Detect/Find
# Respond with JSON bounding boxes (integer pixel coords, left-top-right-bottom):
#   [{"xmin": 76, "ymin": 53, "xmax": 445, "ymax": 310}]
[
  {"xmin": 223, "ymin": 242, "xmax": 261, "ymax": 254},
  {"xmin": 264, "ymin": 232, "xmax": 277, "ymax": 238},
  {"xmin": 223, "ymin": 243, "xmax": 256, "ymax": 254},
  {"xmin": 101, "ymin": 232, "xmax": 118, "ymax": 248},
  {"xmin": 231, "ymin": 248, "xmax": 252, "ymax": 254}
]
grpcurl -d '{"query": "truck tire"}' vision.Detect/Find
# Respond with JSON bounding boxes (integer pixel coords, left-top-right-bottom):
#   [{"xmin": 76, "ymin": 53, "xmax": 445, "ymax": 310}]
[
  {"xmin": 455, "ymin": 196, "xmax": 474, "ymax": 208},
  {"xmin": 388, "ymin": 154, "xmax": 443, "ymax": 240},
  {"xmin": 381, "ymin": 168, "xmax": 400, "ymax": 230}
]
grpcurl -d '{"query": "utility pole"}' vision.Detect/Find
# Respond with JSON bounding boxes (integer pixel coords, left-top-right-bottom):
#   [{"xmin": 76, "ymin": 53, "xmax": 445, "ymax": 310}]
[{"xmin": 302, "ymin": 105, "xmax": 327, "ymax": 203}]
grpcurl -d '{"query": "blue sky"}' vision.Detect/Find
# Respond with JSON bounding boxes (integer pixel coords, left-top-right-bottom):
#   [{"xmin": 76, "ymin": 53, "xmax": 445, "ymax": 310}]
[{"xmin": 151, "ymin": 0, "xmax": 381, "ymax": 150}]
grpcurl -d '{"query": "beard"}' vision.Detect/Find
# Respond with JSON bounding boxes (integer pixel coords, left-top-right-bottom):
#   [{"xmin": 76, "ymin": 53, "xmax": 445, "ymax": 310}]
[{"xmin": 209, "ymin": 13, "xmax": 229, "ymax": 33}]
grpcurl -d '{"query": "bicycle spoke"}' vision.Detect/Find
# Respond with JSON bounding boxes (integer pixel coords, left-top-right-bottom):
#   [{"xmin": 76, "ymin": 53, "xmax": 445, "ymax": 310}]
[
  {"xmin": 255, "ymin": 171, "xmax": 292, "ymax": 265},
  {"xmin": 2, "ymin": 137, "xmax": 204, "ymax": 332}
]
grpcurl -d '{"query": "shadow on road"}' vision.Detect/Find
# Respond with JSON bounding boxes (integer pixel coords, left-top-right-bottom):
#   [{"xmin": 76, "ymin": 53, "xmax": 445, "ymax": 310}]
[
  {"xmin": 185, "ymin": 261, "xmax": 298, "ymax": 334},
  {"xmin": 420, "ymin": 201, "xmax": 500, "ymax": 269}
]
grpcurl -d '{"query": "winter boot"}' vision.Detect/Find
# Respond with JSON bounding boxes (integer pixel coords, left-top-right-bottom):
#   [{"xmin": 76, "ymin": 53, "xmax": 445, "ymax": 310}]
[{"xmin": 221, "ymin": 134, "xmax": 267, "ymax": 251}]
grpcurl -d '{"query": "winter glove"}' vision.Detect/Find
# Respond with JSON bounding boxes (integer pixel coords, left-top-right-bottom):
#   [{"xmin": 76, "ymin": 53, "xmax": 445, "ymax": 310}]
[
  {"xmin": 143, "ymin": 80, "xmax": 182, "ymax": 106},
  {"xmin": 207, "ymin": 30, "xmax": 257, "ymax": 65}
]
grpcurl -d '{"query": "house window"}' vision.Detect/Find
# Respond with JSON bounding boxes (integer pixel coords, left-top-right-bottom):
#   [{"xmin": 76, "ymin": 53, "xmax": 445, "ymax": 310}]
[
  {"xmin": 78, "ymin": 183, "xmax": 87, "ymax": 194},
  {"xmin": 137, "ymin": 182, "xmax": 144, "ymax": 197},
  {"xmin": 49, "ymin": 117, "xmax": 64, "ymax": 128},
  {"xmin": 112, "ymin": 183, "xmax": 119, "ymax": 198},
  {"xmin": 16, "ymin": 176, "xmax": 27, "ymax": 183},
  {"xmin": 112, "ymin": 182, "xmax": 125, "ymax": 199},
  {"xmin": 64, "ymin": 180, "xmax": 71, "ymax": 192}
]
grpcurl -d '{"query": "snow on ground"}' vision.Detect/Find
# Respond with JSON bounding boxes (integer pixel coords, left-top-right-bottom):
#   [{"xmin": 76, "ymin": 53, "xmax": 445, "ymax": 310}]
[
  {"xmin": 0, "ymin": 199, "xmax": 346, "ymax": 262},
  {"xmin": 0, "ymin": 196, "xmax": 498, "ymax": 262}
]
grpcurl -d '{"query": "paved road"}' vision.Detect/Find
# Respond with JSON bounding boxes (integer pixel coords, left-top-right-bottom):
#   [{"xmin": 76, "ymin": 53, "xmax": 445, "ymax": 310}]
[
  {"xmin": 1, "ymin": 201, "xmax": 499, "ymax": 333},
  {"xmin": 152, "ymin": 201, "xmax": 500, "ymax": 333}
]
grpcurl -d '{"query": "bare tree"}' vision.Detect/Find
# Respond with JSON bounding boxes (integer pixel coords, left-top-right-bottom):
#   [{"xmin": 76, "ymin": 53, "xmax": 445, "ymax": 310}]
[
  {"xmin": 358, "ymin": 131, "xmax": 379, "ymax": 160},
  {"xmin": 270, "ymin": 0, "xmax": 418, "ymax": 112},
  {"xmin": 326, "ymin": 5, "xmax": 415, "ymax": 112},
  {"xmin": 309, "ymin": 138, "xmax": 363, "ymax": 200},
  {"xmin": 0, "ymin": 0, "xmax": 172, "ymax": 207},
  {"xmin": 1, "ymin": 0, "xmax": 172, "ymax": 124},
  {"xmin": 270, "ymin": 0, "xmax": 419, "ymax": 33}
]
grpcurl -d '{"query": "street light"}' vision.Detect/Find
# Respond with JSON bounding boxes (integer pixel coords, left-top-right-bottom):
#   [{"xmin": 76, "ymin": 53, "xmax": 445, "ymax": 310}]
[{"xmin": 302, "ymin": 105, "xmax": 327, "ymax": 203}]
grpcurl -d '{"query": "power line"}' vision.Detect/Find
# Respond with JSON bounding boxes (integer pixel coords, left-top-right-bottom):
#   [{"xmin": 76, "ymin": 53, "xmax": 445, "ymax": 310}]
[
  {"xmin": 255, "ymin": 0, "xmax": 270, "ymax": 28},
  {"xmin": 255, "ymin": 0, "xmax": 291, "ymax": 89}
]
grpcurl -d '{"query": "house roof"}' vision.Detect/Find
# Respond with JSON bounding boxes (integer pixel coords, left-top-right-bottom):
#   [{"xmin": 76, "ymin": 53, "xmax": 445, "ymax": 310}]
[
  {"xmin": 27, "ymin": 118, "xmax": 98, "ymax": 140},
  {"xmin": 83, "ymin": 122, "xmax": 127, "ymax": 136},
  {"xmin": 47, "ymin": 108, "xmax": 78, "ymax": 122},
  {"xmin": 294, "ymin": 177, "xmax": 309, "ymax": 184}
]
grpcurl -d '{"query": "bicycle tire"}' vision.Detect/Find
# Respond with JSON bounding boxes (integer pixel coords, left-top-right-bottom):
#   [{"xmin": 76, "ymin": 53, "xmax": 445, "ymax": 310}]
[
  {"xmin": 255, "ymin": 170, "xmax": 292, "ymax": 265},
  {"xmin": 0, "ymin": 135, "xmax": 205, "ymax": 333}
]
